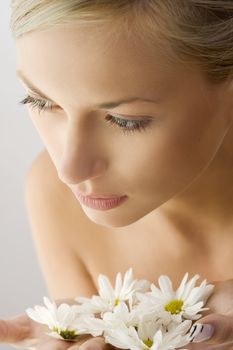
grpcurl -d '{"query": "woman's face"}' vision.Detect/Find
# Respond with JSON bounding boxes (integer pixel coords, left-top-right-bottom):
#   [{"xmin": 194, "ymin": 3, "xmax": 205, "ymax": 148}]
[{"xmin": 16, "ymin": 23, "xmax": 233, "ymax": 228}]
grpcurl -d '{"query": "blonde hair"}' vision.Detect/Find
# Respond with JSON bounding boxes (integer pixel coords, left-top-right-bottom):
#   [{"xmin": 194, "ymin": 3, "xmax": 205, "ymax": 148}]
[{"xmin": 10, "ymin": 0, "xmax": 233, "ymax": 84}]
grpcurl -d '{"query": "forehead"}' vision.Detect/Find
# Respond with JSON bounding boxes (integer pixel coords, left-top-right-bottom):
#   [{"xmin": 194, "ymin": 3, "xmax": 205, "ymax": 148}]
[
  {"xmin": 16, "ymin": 22, "xmax": 168, "ymax": 66},
  {"xmin": 15, "ymin": 23, "xmax": 202, "ymax": 107}
]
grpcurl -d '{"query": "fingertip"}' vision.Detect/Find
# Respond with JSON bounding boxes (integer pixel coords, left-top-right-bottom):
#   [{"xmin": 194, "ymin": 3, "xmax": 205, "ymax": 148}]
[
  {"xmin": 0, "ymin": 319, "xmax": 8, "ymax": 341},
  {"xmin": 79, "ymin": 337, "xmax": 106, "ymax": 350},
  {"xmin": 192, "ymin": 324, "xmax": 214, "ymax": 343},
  {"xmin": 190, "ymin": 314, "xmax": 233, "ymax": 345},
  {"xmin": 0, "ymin": 318, "xmax": 29, "ymax": 344},
  {"xmin": 68, "ymin": 337, "xmax": 115, "ymax": 350}
]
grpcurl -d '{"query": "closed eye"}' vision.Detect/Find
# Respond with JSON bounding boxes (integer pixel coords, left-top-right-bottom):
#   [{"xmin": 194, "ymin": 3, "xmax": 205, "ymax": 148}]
[{"xmin": 19, "ymin": 95, "xmax": 153, "ymax": 135}]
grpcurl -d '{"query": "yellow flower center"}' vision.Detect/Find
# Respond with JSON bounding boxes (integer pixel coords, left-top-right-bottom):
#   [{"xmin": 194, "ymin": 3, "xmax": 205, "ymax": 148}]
[
  {"xmin": 164, "ymin": 299, "xmax": 184, "ymax": 314},
  {"xmin": 115, "ymin": 298, "xmax": 119, "ymax": 306},
  {"xmin": 143, "ymin": 339, "xmax": 153, "ymax": 348},
  {"xmin": 52, "ymin": 327, "xmax": 78, "ymax": 340}
]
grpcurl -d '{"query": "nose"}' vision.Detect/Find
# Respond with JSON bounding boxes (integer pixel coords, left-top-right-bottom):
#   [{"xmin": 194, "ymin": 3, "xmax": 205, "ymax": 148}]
[{"xmin": 57, "ymin": 120, "xmax": 107, "ymax": 185}]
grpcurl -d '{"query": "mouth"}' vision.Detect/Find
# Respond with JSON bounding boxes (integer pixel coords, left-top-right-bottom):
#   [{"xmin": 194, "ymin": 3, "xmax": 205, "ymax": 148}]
[
  {"xmin": 73, "ymin": 190, "xmax": 128, "ymax": 211},
  {"xmin": 74, "ymin": 189, "xmax": 126, "ymax": 200}
]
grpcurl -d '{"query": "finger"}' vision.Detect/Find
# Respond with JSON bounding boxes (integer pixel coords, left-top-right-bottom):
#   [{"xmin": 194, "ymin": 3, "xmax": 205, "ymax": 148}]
[
  {"xmin": 0, "ymin": 318, "xmax": 30, "ymax": 344},
  {"xmin": 67, "ymin": 336, "xmax": 112, "ymax": 350},
  {"xmin": 188, "ymin": 314, "xmax": 233, "ymax": 345},
  {"xmin": 35, "ymin": 335, "xmax": 90, "ymax": 350},
  {"xmin": 186, "ymin": 340, "xmax": 233, "ymax": 350},
  {"xmin": 36, "ymin": 339, "xmax": 70, "ymax": 350}
]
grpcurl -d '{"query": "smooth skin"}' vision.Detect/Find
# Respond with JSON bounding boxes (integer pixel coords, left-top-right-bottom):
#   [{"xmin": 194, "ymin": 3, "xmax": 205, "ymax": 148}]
[
  {"xmin": 2, "ymin": 21, "xmax": 233, "ymax": 349},
  {"xmin": 16, "ymin": 23, "xmax": 233, "ymax": 232}
]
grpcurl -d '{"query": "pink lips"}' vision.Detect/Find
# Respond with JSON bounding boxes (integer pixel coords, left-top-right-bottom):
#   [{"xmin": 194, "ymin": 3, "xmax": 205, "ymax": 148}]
[{"xmin": 74, "ymin": 191, "xmax": 128, "ymax": 210}]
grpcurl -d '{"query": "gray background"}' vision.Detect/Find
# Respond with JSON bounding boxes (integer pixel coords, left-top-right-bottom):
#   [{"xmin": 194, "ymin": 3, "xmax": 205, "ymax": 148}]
[{"xmin": 0, "ymin": 1, "xmax": 47, "ymax": 349}]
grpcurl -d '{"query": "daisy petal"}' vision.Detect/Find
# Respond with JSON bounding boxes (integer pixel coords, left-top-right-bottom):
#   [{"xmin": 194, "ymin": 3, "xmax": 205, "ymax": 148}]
[
  {"xmin": 115, "ymin": 272, "xmax": 123, "ymax": 298},
  {"xmin": 176, "ymin": 273, "xmax": 189, "ymax": 299},
  {"xmin": 98, "ymin": 274, "xmax": 115, "ymax": 300},
  {"xmin": 158, "ymin": 276, "xmax": 174, "ymax": 295}
]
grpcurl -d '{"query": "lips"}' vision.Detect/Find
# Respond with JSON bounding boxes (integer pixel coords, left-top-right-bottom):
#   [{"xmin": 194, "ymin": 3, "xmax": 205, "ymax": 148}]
[
  {"xmin": 73, "ymin": 191, "xmax": 128, "ymax": 210},
  {"xmin": 74, "ymin": 190, "xmax": 125, "ymax": 200}
]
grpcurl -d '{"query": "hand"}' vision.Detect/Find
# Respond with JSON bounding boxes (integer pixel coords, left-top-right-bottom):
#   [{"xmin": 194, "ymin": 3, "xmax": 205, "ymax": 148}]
[
  {"xmin": 0, "ymin": 298, "xmax": 114, "ymax": 350},
  {"xmin": 186, "ymin": 279, "xmax": 233, "ymax": 350}
]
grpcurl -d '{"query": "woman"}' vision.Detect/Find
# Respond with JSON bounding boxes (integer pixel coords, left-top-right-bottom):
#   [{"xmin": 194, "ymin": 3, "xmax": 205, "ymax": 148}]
[{"xmin": 1, "ymin": 0, "xmax": 233, "ymax": 349}]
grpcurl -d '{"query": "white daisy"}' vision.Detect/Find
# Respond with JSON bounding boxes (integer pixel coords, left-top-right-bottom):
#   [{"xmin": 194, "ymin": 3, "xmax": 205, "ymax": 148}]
[
  {"xmin": 137, "ymin": 273, "xmax": 214, "ymax": 323},
  {"xmin": 102, "ymin": 301, "xmax": 140, "ymax": 329},
  {"xmin": 26, "ymin": 296, "xmax": 93, "ymax": 340},
  {"xmin": 71, "ymin": 300, "xmax": 140, "ymax": 339},
  {"xmin": 75, "ymin": 268, "xmax": 150, "ymax": 315},
  {"xmin": 74, "ymin": 314, "xmax": 106, "ymax": 337},
  {"xmin": 104, "ymin": 314, "xmax": 192, "ymax": 350}
]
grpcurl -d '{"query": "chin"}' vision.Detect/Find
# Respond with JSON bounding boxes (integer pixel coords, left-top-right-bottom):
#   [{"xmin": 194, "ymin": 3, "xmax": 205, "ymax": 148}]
[{"xmin": 79, "ymin": 204, "xmax": 154, "ymax": 229}]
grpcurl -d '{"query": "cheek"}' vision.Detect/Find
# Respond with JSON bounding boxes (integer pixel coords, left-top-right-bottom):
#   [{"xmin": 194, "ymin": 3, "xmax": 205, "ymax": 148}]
[
  {"xmin": 126, "ymin": 99, "xmax": 228, "ymax": 197},
  {"xmin": 28, "ymin": 111, "xmax": 65, "ymax": 163}
]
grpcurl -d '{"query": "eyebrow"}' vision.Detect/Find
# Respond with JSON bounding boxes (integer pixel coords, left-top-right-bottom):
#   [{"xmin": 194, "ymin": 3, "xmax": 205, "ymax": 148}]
[{"xmin": 17, "ymin": 70, "xmax": 161, "ymax": 109}]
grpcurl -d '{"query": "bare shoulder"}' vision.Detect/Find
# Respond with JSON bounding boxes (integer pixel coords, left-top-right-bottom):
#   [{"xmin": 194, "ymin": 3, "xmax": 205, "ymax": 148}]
[
  {"xmin": 25, "ymin": 148, "xmax": 70, "ymax": 198},
  {"xmin": 24, "ymin": 148, "xmax": 102, "ymax": 234},
  {"xmin": 24, "ymin": 149, "xmax": 99, "ymax": 299},
  {"xmin": 25, "ymin": 148, "xmax": 84, "ymax": 220}
]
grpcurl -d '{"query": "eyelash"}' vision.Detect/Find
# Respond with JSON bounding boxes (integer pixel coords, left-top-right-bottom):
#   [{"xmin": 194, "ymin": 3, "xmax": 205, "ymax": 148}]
[{"xmin": 19, "ymin": 95, "xmax": 152, "ymax": 135}]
